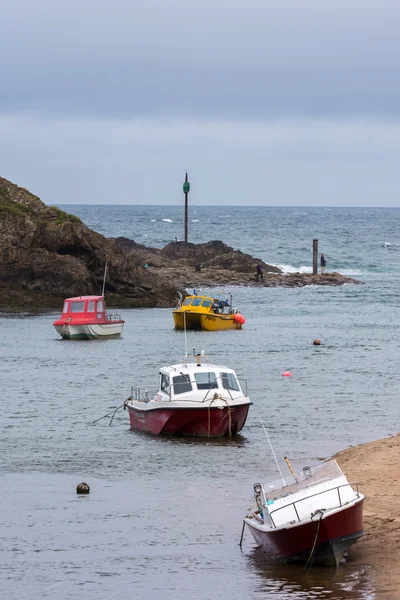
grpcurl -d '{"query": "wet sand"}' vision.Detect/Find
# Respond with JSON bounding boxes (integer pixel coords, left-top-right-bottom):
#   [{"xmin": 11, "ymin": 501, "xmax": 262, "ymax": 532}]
[{"xmin": 336, "ymin": 434, "xmax": 400, "ymax": 599}]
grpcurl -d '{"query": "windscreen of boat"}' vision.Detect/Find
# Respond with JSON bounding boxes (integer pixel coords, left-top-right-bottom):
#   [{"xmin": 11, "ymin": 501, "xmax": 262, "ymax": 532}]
[
  {"xmin": 201, "ymin": 299, "xmax": 211, "ymax": 307},
  {"xmin": 172, "ymin": 374, "xmax": 192, "ymax": 395},
  {"xmin": 194, "ymin": 372, "xmax": 218, "ymax": 390},
  {"xmin": 160, "ymin": 374, "xmax": 170, "ymax": 393},
  {"xmin": 221, "ymin": 372, "xmax": 241, "ymax": 392},
  {"xmin": 62, "ymin": 301, "xmax": 69, "ymax": 313},
  {"xmin": 264, "ymin": 461, "xmax": 346, "ymax": 501},
  {"xmin": 70, "ymin": 301, "xmax": 85, "ymax": 313},
  {"xmin": 191, "ymin": 298, "xmax": 202, "ymax": 307},
  {"xmin": 183, "ymin": 297, "xmax": 192, "ymax": 306},
  {"xmin": 87, "ymin": 300, "xmax": 95, "ymax": 312},
  {"xmin": 97, "ymin": 299, "xmax": 104, "ymax": 312}
]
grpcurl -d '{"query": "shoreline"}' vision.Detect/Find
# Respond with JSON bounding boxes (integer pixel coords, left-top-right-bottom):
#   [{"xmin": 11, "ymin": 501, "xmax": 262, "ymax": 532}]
[{"xmin": 335, "ymin": 433, "xmax": 400, "ymax": 599}]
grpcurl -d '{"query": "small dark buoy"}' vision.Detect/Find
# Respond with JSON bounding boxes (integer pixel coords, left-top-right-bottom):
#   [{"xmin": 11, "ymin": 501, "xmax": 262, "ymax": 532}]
[
  {"xmin": 313, "ymin": 339, "xmax": 321, "ymax": 346},
  {"xmin": 76, "ymin": 482, "xmax": 90, "ymax": 494}
]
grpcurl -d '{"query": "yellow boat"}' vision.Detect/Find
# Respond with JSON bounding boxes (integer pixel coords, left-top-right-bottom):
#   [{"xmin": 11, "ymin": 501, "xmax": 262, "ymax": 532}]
[{"xmin": 173, "ymin": 293, "xmax": 245, "ymax": 331}]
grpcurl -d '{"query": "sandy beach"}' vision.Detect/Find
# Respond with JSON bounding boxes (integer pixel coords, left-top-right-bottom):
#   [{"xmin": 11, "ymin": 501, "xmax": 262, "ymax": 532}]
[{"xmin": 336, "ymin": 434, "xmax": 400, "ymax": 599}]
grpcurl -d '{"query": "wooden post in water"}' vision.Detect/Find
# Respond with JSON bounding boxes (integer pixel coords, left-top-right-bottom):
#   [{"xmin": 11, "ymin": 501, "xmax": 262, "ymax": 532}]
[
  {"xmin": 183, "ymin": 172, "xmax": 190, "ymax": 243},
  {"xmin": 313, "ymin": 239, "xmax": 318, "ymax": 274}
]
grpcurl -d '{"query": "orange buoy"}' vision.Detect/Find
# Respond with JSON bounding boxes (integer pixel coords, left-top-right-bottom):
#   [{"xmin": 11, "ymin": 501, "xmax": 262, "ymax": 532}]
[
  {"xmin": 282, "ymin": 371, "xmax": 292, "ymax": 377},
  {"xmin": 313, "ymin": 339, "xmax": 321, "ymax": 345}
]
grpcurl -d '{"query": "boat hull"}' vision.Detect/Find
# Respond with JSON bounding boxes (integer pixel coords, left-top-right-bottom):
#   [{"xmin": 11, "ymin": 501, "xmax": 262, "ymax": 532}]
[
  {"xmin": 126, "ymin": 403, "xmax": 250, "ymax": 437},
  {"xmin": 245, "ymin": 497, "xmax": 364, "ymax": 567},
  {"xmin": 173, "ymin": 311, "xmax": 241, "ymax": 331},
  {"xmin": 54, "ymin": 322, "xmax": 124, "ymax": 340}
]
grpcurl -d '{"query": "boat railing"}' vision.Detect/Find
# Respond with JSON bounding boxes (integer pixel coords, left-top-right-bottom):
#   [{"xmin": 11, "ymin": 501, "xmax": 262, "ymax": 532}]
[
  {"xmin": 267, "ymin": 483, "xmax": 361, "ymax": 528},
  {"xmin": 130, "ymin": 386, "xmax": 159, "ymax": 403},
  {"xmin": 106, "ymin": 313, "xmax": 123, "ymax": 322}
]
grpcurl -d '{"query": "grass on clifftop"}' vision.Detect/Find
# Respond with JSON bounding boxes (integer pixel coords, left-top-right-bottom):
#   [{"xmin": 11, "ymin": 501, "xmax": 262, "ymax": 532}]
[
  {"xmin": 50, "ymin": 206, "xmax": 81, "ymax": 225},
  {"xmin": 0, "ymin": 184, "xmax": 81, "ymax": 224},
  {"xmin": 0, "ymin": 187, "xmax": 35, "ymax": 217}
]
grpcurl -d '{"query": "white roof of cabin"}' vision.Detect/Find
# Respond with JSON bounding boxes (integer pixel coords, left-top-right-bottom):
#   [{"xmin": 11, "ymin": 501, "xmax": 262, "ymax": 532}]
[{"xmin": 161, "ymin": 362, "xmax": 236, "ymax": 376}]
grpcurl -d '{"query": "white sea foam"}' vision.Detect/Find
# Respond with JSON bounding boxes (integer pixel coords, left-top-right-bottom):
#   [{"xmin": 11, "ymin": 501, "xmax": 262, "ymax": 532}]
[
  {"xmin": 276, "ymin": 264, "xmax": 313, "ymax": 274},
  {"xmin": 162, "ymin": 218, "xmax": 173, "ymax": 223},
  {"xmin": 192, "ymin": 219, "xmax": 199, "ymax": 222},
  {"xmin": 381, "ymin": 242, "xmax": 400, "ymax": 248},
  {"xmin": 150, "ymin": 219, "xmax": 157, "ymax": 222}
]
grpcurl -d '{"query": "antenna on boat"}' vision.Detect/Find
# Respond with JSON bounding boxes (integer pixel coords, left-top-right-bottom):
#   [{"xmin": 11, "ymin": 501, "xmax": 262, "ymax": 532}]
[
  {"xmin": 184, "ymin": 310, "xmax": 188, "ymax": 357},
  {"xmin": 101, "ymin": 261, "xmax": 108, "ymax": 297},
  {"xmin": 260, "ymin": 415, "xmax": 286, "ymax": 486}
]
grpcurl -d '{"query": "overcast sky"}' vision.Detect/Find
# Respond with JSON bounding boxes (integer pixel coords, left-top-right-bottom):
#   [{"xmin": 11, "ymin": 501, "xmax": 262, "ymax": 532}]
[{"xmin": 1, "ymin": 0, "xmax": 399, "ymax": 206}]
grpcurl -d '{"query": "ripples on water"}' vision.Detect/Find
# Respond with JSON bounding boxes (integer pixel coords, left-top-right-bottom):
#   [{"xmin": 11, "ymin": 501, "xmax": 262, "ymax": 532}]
[{"xmin": 3, "ymin": 205, "xmax": 399, "ymax": 599}]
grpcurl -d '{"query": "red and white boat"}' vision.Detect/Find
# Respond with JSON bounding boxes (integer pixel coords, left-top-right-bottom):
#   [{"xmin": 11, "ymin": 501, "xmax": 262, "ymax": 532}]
[
  {"xmin": 125, "ymin": 351, "xmax": 252, "ymax": 437},
  {"xmin": 53, "ymin": 295, "xmax": 124, "ymax": 340},
  {"xmin": 243, "ymin": 459, "xmax": 364, "ymax": 567}
]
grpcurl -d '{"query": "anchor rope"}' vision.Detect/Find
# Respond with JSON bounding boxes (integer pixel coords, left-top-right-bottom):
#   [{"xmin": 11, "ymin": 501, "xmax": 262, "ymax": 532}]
[
  {"xmin": 304, "ymin": 510, "xmax": 324, "ymax": 571},
  {"xmin": 207, "ymin": 394, "xmax": 233, "ymax": 438},
  {"xmin": 92, "ymin": 400, "xmax": 127, "ymax": 426}
]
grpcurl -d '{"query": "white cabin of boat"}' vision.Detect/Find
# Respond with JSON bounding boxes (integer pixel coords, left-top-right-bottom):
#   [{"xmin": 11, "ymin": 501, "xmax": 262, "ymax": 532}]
[
  {"xmin": 130, "ymin": 353, "xmax": 248, "ymax": 404},
  {"xmin": 252, "ymin": 460, "xmax": 361, "ymax": 529}
]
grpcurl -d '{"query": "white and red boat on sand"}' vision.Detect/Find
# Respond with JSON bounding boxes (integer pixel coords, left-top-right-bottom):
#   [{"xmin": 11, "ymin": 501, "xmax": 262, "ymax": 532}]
[
  {"xmin": 125, "ymin": 351, "xmax": 252, "ymax": 437},
  {"xmin": 53, "ymin": 295, "xmax": 124, "ymax": 340},
  {"xmin": 243, "ymin": 459, "xmax": 364, "ymax": 567}
]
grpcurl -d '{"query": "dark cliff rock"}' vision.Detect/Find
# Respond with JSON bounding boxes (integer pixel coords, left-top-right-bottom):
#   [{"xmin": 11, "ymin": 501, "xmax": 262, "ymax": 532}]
[{"xmin": 0, "ymin": 176, "xmax": 181, "ymax": 311}]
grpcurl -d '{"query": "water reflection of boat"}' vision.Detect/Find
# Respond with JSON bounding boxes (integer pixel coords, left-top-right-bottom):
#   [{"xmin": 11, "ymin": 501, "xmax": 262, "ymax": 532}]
[
  {"xmin": 246, "ymin": 549, "xmax": 374, "ymax": 599},
  {"xmin": 243, "ymin": 459, "xmax": 364, "ymax": 567},
  {"xmin": 125, "ymin": 350, "xmax": 251, "ymax": 437},
  {"xmin": 173, "ymin": 293, "xmax": 245, "ymax": 331}
]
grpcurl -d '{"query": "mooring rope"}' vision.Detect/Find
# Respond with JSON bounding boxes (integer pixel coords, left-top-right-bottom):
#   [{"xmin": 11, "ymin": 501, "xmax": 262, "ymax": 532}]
[
  {"xmin": 92, "ymin": 400, "xmax": 127, "ymax": 426},
  {"xmin": 304, "ymin": 510, "xmax": 324, "ymax": 571},
  {"xmin": 207, "ymin": 394, "xmax": 233, "ymax": 438}
]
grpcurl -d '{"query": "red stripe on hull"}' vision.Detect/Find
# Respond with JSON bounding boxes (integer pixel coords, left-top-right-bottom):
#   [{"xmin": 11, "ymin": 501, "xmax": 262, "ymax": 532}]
[
  {"xmin": 127, "ymin": 404, "xmax": 250, "ymax": 437},
  {"xmin": 247, "ymin": 498, "xmax": 364, "ymax": 566}
]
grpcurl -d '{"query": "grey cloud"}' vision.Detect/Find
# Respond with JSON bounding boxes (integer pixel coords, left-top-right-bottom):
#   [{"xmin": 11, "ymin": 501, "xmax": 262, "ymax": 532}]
[
  {"xmin": 1, "ymin": 0, "xmax": 399, "ymax": 118},
  {"xmin": 1, "ymin": 115, "xmax": 399, "ymax": 206}
]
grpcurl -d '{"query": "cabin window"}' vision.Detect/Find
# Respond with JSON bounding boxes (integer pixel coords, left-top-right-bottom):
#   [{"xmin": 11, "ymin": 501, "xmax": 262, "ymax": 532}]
[
  {"xmin": 97, "ymin": 299, "xmax": 104, "ymax": 312},
  {"xmin": 192, "ymin": 298, "xmax": 202, "ymax": 307},
  {"xmin": 160, "ymin": 374, "xmax": 170, "ymax": 394},
  {"xmin": 70, "ymin": 301, "xmax": 85, "ymax": 313},
  {"xmin": 201, "ymin": 299, "xmax": 211, "ymax": 307},
  {"xmin": 172, "ymin": 374, "xmax": 192, "ymax": 395},
  {"xmin": 194, "ymin": 372, "xmax": 218, "ymax": 390},
  {"xmin": 221, "ymin": 372, "xmax": 240, "ymax": 392},
  {"xmin": 62, "ymin": 301, "xmax": 69, "ymax": 313},
  {"xmin": 183, "ymin": 297, "xmax": 192, "ymax": 306},
  {"xmin": 87, "ymin": 300, "xmax": 95, "ymax": 313}
]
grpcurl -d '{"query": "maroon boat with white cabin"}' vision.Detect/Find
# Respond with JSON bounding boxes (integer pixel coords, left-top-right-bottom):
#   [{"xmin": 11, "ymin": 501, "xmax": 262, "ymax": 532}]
[
  {"xmin": 125, "ymin": 350, "xmax": 252, "ymax": 437},
  {"xmin": 243, "ymin": 459, "xmax": 364, "ymax": 567}
]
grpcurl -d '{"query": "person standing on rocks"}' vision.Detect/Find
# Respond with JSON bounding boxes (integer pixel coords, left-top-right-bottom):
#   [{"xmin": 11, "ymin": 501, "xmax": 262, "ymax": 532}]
[
  {"xmin": 320, "ymin": 253, "xmax": 326, "ymax": 274},
  {"xmin": 256, "ymin": 262, "xmax": 264, "ymax": 282}
]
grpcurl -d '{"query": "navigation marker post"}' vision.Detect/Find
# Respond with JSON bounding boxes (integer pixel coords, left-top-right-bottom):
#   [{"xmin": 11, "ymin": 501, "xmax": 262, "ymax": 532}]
[
  {"xmin": 313, "ymin": 239, "xmax": 318, "ymax": 275},
  {"xmin": 183, "ymin": 172, "xmax": 190, "ymax": 243}
]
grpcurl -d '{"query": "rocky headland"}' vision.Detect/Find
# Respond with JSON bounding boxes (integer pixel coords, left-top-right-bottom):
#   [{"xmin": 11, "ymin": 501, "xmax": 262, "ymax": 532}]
[{"xmin": 0, "ymin": 176, "xmax": 360, "ymax": 312}]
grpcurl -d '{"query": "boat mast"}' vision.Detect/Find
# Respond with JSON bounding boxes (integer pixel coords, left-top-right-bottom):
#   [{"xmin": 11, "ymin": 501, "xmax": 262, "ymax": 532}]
[{"xmin": 101, "ymin": 261, "xmax": 108, "ymax": 297}]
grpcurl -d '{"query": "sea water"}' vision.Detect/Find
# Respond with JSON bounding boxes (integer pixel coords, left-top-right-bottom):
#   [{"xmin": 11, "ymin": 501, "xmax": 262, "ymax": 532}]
[{"xmin": 2, "ymin": 205, "xmax": 396, "ymax": 599}]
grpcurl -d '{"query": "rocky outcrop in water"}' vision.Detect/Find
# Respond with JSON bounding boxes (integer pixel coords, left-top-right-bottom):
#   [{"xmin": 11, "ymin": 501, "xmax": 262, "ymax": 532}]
[
  {"xmin": 0, "ymin": 176, "xmax": 360, "ymax": 312},
  {"xmin": 115, "ymin": 238, "xmax": 360, "ymax": 289}
]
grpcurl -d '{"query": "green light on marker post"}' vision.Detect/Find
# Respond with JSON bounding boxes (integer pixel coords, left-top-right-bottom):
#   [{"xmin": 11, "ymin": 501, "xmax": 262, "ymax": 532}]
[{"xmin": 183, "ymin": 181, "xmax": 190, "ymax": 193}]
